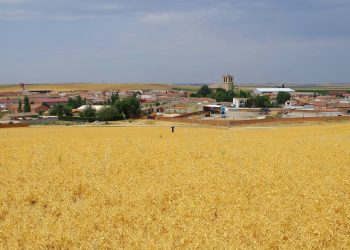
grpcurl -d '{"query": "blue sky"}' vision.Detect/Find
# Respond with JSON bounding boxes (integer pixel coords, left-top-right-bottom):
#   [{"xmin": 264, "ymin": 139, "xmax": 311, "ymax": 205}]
[{"xmin": 0, "ymin": 0, "xmax": 349, "ymax": 84}]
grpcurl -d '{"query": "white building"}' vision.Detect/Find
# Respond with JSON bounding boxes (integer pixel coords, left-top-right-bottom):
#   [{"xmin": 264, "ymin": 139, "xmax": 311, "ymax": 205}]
[
  {"xmin": 232, "ymin": 98, "xmax": 248, "ymax": 109},
  {"xmin": 140, "ymin": 94, "xmax": 157, "ymax": 101},
  {"xmin": 77, "ymin": 105, "xmax": 108, "ymax": 112},
  {"xmin": 253, "ymin": 88, "xmax": 295, "ymax": 95}
]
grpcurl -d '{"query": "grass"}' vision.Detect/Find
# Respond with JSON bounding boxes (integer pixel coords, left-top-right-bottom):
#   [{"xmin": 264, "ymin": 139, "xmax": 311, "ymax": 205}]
[{"xmin": 0, "ymin": 124, "xmax": 350, "ymax": 248}]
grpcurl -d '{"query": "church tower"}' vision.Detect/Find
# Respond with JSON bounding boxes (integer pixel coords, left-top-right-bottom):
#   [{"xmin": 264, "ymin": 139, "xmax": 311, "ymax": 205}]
[{"xmin": 223, "ymin": 74, "xmax": 234, "ymax": 91}]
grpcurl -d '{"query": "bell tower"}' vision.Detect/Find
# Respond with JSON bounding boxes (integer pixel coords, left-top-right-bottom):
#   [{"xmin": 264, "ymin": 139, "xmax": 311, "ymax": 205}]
[{"xmin": 223, "ymin": 74, "xmax": 234, "ymax": 91}]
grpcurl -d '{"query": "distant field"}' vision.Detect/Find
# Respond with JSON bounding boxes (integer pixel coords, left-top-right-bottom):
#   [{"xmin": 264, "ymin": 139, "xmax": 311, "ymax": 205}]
[
  {"xmin": 1, "ymin": 82, "xmax": 349, "ymax": 93},
  {"xmin": 1, "ymin": 124, "xmax": 350, "ymax": 248},
  {"xmin": 0, "ymin": 83, "xmax": 198, "ymax": 92},
  {"xmin": 240, "ymin": 84, "xmax": 350, "ymax": 92}
]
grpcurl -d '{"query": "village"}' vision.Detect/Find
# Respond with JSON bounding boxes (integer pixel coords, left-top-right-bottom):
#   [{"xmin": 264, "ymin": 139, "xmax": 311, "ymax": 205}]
[{"xmin": 1, "ymin": 75, "xmax": 350, "ymax": 126}]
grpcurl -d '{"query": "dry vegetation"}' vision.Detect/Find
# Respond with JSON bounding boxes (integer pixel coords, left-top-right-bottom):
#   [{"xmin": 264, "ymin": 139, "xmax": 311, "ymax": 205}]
[
  {"xmin": 0, "ymin": 124, "xmax": 350, "ymax": 248},
  {"xmin": 0, "ymin": 83, "xmax": 197, "ymax": 92}
]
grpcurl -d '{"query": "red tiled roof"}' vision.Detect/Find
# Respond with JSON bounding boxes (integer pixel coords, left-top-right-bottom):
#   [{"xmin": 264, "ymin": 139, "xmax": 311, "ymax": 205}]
[
  {"xmin": 0, "ymin": 99, "xmax": 17, "ymax": 104},
  {"xmin": 32, "ymin": 97, "xmax": 68, "ymax": 103},
  {"xmin": 335, "ymin": 103, "xmax": 350, "ymax": 108}
]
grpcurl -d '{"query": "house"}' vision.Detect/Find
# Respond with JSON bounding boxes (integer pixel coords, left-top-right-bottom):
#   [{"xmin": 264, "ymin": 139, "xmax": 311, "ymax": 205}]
[
  {"xmin": 335, "ymin": 103, "xmax": 350, "ymax": 112},
  {"xmin": 31, "ymin": 104, "xmax": 49, "ymax": 114},
  {"xmin": 0, "ymin": 98, "xmax": 18, "ymax": 106},
  {"xmin": 72, "ymin": 109, "xmax": 81, "ymax": 117},
  {"xmin": 232, "ymin": 98, "xmax": 248, "ymax": 109},
  {"xmin": 313, "ymin": 101, "xmax": 327, "ymax": 111},
  {"xmin": 33, "ymin": 97, "xmax": 68, "ymax": 107},
  {"xmin": 165, "ymin": 104, "xmax": 191, "ymax": 114},
  {"xmin": 0, "ymin": 104, "xmax": 7, "ymax": 112},
  {"xmin": 140, "ymin": 94, "xmax": 157, "ymax": 102},
  {"xmin": 284, "ymin": 100, "xmax": 299, "ymax": 109},
  {"xmin": 141, "ymin": 107, "xmax": 153, "ymax": 116}
]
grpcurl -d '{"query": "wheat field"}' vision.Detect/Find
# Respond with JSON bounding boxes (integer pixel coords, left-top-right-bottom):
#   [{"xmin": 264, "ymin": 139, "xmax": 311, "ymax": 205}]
[
  {"xmin": 0, "ymin": 124, "xmax": 350, "ymax": 249},
  {"xmin": 0, "ymin": 83, "xmax": 197, "ymax": 92}
]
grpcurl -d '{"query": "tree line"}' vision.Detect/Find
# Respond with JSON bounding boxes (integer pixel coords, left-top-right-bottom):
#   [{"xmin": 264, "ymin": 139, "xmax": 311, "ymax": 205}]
[
  {"xmin": 49, "ymin": 93, "xmax": 141, "ymax": 121},
  {"xmin": 17, "ymin": 96, "xmax": 31, "ymax": 113},
  {"xmin": 191, "ymin": 85, "xmax": 250, "ymax": 102},
  {"xmin": 191, "ymin": 85, "xmax": 291, "ymax": 108}
]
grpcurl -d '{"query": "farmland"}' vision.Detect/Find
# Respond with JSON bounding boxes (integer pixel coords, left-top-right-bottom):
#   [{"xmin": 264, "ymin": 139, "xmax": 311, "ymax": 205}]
[
  {"xmin": 0, "ymin": 83, "xmax": 198, "ymax": 92},
  {"xmin": 1, "ymin": 124, "xmax": 350, "ymax": 248}
]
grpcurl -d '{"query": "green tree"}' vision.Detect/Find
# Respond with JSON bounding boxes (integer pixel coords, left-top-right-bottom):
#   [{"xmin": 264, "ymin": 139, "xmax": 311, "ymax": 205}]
[
  {"xmin": 247, "ymin": 95, "xmax": 272, "ymax": 108},
  {"xmin": 67, "ymin": 95, "xmax": 84, "ymax": 109},
  {"xmin": 197, "ymin": 85, "xmax": 212, "ymax": 97},
  {"xmin": 225, "ymin": 90, "xmax": 235, "ymax": 100},
  {"xmin": 215, "ymin": 90, "xmax": 226, "ymax": 102},
  {"xmin": 49, "ymin": 104, "xmax": 64, "ymax": 116},
  {"xmin": 109, "ymin": 92, "xmax": 119, "ymax": 105},
  {"xmin": 17, "ymin": 98, "xmax": 22, "ymax": 112},
  {"xmin": 237, "ymin": 90, "xmax": 250, "ymax": 98},
  {"xmin": 23, "ymin": 96, "xmax": 31, "ymax": 112},
  {"xmin": 83, "ymin": 105, "xmax": 96, "ymax": 118},
  {"xmin": 133, "ymin": 91, "xmax": 142, "ymax": 98},
  {"xmin": 115, "ymin": 96, "xmax": 141, "ymax": 119},
  {"xmin": 276, "ymin": 92, "xmax": 291, "ymax": 105},
  {"xmin": 97, "ymin": 106, "xmax": 123, "ymax": 121},
  {"xmin": 49, "ymin": 104, "xmax": 72, "ymax": 117},
  {"xmin": 213, "ymin": 89, "xmax": 236, "ymax": 102}
]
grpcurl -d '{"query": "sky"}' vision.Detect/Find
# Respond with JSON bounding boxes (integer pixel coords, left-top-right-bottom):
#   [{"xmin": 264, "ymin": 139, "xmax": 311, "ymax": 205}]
[{"xmin": 0, "ymin": 0, "xmax": 349, "ymax": 84}]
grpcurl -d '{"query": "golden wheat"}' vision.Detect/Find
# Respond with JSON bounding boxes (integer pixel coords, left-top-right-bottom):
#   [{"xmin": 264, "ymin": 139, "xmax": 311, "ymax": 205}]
[
  {"xmin": 0, "ymin": 83, "xmax": 197, "ymax": 92},
  {"xmin": 0, "ymin": 124, "xmax": 350, "ymax": 248}
]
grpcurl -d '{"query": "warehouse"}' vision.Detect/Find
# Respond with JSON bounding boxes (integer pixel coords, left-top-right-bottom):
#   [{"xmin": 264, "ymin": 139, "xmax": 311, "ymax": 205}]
[{"xmin": 253, "ymin": 88, "xmax": 295, "ymax": 95}]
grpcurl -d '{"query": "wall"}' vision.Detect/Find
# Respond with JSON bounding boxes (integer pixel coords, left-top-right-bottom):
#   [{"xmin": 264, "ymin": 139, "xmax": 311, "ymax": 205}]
[
  {"xmin": 0, "ymin": 123, "xmax": 29, "ymax": 129},
  {"xmin": 156, "ymin": 115, "xmax": 350, "ymax": 127}
]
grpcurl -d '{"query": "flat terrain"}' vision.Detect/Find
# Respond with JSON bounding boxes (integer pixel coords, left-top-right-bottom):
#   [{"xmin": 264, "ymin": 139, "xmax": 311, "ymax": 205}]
[
  {"xmin": 239, "ymin": 83, "xmax": 350, "ymax": 92},
  {"xmin": 0, "ymin": 83, "xmax": 198, "ymax": 92},
  {"xmin": 1, "ymin": 124, "xmax": 350, "ymax": 248}
]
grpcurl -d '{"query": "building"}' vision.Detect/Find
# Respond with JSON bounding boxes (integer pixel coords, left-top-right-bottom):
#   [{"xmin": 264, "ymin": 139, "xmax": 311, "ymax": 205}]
[
  {"xmin": 140, "ymin": 94, "xmax": 157, "ymax": 102},
  {"xmin": 164, "ymin": 104, "xmax": 192, "ymax": 114},
  {"xmin": 253, "ymin": 88, "xmax": 295, "ymax": 95},
  {"xmin": 335, "ymin": 103, "xmax": 350, "ymax": 112},
  {"xmin": 203, "ymin": 104, "xmax": 222, "ymax": 115},
  {"xmin": 33, "ymin": 97, "xmax": 68, "ymax": 107},
  {"xmin": 210, "ymin": 74, "xmax": 235, "ymax": 91},
  {"xmin": 31, "ymin": 104, "xmax": 49, "ymax": 114},
  {"xmin": 223, "ymin": 74, "xmax": 234, "ymax": 91},
  {"xmin": 76, "ymin": 105, "xmax": 107, "ymax": 112},
  {"xmin": 232, "ymin": 98, "xmax": 248, "ymax": 109}
]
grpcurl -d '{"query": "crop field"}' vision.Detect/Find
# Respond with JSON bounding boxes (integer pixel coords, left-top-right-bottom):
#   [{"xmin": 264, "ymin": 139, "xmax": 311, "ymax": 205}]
[
  {"xmin": 0, "ymin": 124, "xmax": 350, "ymax": 248},
  {"xmin": 0, "ymin": 83, "xmax": 198, "ymax": 92}
]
